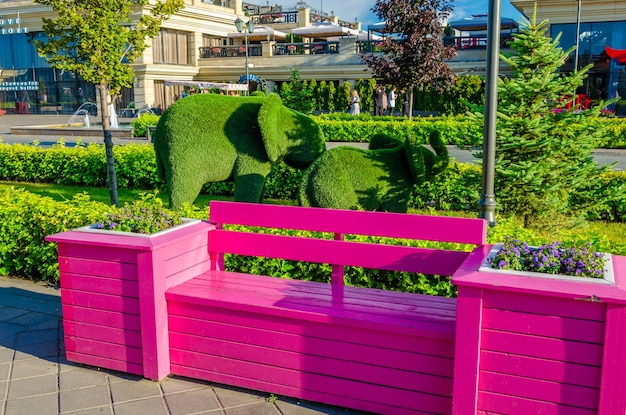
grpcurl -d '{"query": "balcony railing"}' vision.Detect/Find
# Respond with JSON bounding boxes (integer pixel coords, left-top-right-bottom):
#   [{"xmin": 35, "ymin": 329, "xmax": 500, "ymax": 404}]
[
  {"xmin": 273, "ymin": 41, "xmax": 339, "ymax": 55},
  {"xmin": 199, "ymin": 44, "xmax": 263, "ymax": 58},
  {"xmin": 251, "ymin": 11, "xmax": 298, "ymax": 25},
  {"xmin": 444, "ymin": 35, "xmax": 515, "ymax": 50},
  {"xmin": 357, "ymin": 40, "xmax": 385, "ymax": 54}
]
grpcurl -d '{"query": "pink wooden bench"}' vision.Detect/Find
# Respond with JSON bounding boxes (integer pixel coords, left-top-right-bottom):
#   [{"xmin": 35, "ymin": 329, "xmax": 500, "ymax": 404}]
[{"xmin": 165, "ymin": 201, "xmax": 487, "ymax": 415}]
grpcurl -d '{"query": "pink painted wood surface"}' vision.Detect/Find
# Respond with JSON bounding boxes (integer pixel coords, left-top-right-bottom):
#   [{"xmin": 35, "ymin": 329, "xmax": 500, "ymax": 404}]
[
  {"xmin": 61, "ymin": 289, "xmax": 140, "ymax": 315},
  {"xmin": 478, "ymin": 391, "xmax": 597, "ymax": 415},
  {"xmin": 598, "ymin": 304, "xmax": 626, "ymax": 413},
  {"xmin": 62, "ymin": 305, "xmax": 141, "ymax": 332},
  {"xmin": 210, "ymin": 229, "xmax": 470, "ymax": 277},
  {"xmin": 166, "ymin": 271, "xmax": 456, "ymax": 340},
  {"xmin": 66, "ymin": 351, "xmax": 144, "ymax": 377},
  {"xmin": 65, "ymin": 336, "xmax": 142, "ymax": 365},
  {"xmin": 60, "ymin": 273, "xmax": 139, "ymax": 298},
  {"xmin": 479, "ymin": 371, "xmax": 599, "ymax": 410},
  {"xmin": 480, "ymin": 351, "xmax": 601, "ymax": 389},
  {"xmin": 170, "ymin": 348, "xmax": 452, "ymax": 414},
  {"xmin": 209, "ymin": 201, "xmax": 487, "ymax": 245},
  {"xmin": 170, "ymin": 364, "xmax": 432, "ymax": 415},
  {"xmin": 168, "ymin": 301, "xmax": 455, "ymax": 358},
  {"xmin": 58, "ymin": 256, "xmax": 138, "ymax": 280},
  {"xmin": 481, "ymin": 329, "xmax": 604, "ymax": 366},
  {"xmin": 168, "ymin": 313, "xmax": 454, "ymax": 377},
  {"xmin": 65, "ymin": 320, "xmax": 142, "ymax": 346},
  {"xmin": 482, "ymin": 307, "xmax": 605, "ymax": 343},
  {"xmin": 451, "ymin": 286, "xmax": 482, "ymax": 415}
]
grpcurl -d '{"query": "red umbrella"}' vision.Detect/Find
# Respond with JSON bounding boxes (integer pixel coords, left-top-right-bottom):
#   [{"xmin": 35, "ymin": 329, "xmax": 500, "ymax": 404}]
[{"xmin": 605, "ymin": 46, "xmax": 626, "ymax": 64}]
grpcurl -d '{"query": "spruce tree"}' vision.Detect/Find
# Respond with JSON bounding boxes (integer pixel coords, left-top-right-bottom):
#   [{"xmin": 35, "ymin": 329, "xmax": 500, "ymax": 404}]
[{"xmin": 478, "ymin": 8, "xmax": 616, "ymax": 228}]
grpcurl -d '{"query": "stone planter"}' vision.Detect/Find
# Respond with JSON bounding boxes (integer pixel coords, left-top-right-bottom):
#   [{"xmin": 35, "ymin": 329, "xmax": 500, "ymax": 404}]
[
  {"xmin": 46, "ymin": 219, "xmax": 214, "ymax": 380},
  {"xmin": 451, "ymin": 244, "xmax": 626, "ymax": 415}
]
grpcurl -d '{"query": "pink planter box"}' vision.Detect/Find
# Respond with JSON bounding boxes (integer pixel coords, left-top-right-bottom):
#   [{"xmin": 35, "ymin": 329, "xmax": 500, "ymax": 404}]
[
  {"xmin": 46, "ymin": 220, "xmax": 214, "ymax": 380},
  {"xmin": 452, "ymin": 244, "xmax": 626, "ymax": 415}
]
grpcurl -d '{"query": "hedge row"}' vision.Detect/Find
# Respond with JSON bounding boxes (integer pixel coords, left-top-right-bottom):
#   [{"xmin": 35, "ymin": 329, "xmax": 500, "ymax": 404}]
[
  {"xmin": 1, "ymin": 141, "xmax": 625, "ymax": 220},
  {"xmin": 2, "ymin": 186, "xmax": 625, "ymax": 296}
]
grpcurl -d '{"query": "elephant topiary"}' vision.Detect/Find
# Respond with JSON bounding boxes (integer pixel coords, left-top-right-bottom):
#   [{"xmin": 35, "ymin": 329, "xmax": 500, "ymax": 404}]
[
  {"xmin": 154, "ymin": 93, "xmax": 326, "ymax": 209},
  {"xmin": 298, "ymin": 131, "xmax": 449, "ymax": 212}
]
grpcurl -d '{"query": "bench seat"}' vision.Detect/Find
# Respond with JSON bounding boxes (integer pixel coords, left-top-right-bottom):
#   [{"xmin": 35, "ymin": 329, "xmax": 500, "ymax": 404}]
[{"xmin": 166, "ymin": 270, "xmax": 457, "ymax": 415}]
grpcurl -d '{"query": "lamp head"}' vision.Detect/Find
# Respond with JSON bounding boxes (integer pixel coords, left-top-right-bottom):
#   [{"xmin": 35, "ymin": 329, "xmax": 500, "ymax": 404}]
[
  {"xmin": 234, "ymin": 17, "xmax": 243, "ymax": 33},
  {"xmin": 246, "ymin": 19, "xmax": 255, "ymax": 33}
]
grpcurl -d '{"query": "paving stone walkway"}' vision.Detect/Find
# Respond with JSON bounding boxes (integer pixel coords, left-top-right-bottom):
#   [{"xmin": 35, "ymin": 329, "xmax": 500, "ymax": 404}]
[{"xmin": 0, "ymin": 277, "xmax": 371, "ymax": 415}]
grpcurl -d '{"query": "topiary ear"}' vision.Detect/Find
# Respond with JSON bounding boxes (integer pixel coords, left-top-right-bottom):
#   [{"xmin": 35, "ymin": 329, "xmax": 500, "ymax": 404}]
[
  {"xmin": 404, "ymin": 135, "xmax": 426, "ymax": 185},
  {"xmin": 258, "ymin": 93, "xmax": 288, "ymax": 163}
]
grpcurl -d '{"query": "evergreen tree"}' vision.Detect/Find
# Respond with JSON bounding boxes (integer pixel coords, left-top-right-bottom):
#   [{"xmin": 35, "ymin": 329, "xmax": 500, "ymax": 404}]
[
  {"xmin": 476, "ymin": 8, "xmax": 618, "ymax": 228},
  {"xmin": 280, "ymin": 68, "xmax": 314, "ymax": 113},
  {"xmin": 327, "ymin": 81, "xmax": 336, "ymax": 112}
]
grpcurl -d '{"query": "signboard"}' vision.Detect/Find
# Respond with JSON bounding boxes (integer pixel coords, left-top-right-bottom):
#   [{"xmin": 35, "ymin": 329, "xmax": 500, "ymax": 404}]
[
  {"xmin": 0, "ymin": 14, "xmax": 29, "ymax": 35},
  {"xmin": 0, "ymin": 81, "xmax": 39, "ymax": 91}
]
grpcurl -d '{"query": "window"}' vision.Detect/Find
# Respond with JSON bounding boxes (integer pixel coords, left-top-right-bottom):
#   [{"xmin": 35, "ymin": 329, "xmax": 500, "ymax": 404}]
[{"xmin": 153, "ymin": 29, "xmax": 191, "ymax": 64}]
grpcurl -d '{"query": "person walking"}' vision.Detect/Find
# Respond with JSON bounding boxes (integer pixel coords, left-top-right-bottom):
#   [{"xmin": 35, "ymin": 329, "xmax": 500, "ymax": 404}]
[
  {"xmin": 388, "ymin": 86, "xmax": 397, "ymax": 116},
  {"xmin": 401, "ymin": 88, "xmax": 410, "ymax": 117},
  {"xmin": 350, "ymin": 89, "xmax": 361, "ymax": 116},
  {"xmin": 374, "ymin": 85, "xmax": 385, "ymax": 116}
]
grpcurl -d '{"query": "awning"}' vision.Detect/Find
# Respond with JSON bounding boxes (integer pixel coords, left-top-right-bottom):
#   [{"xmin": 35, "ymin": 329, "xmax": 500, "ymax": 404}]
[
  {"xmin": 606, "ymin": 46, "xmax": 626, "ymax": 64},
  {"xmin": 164, "ymin": 81, "xmax": 248, "ymax": 91},
  {"xmin": 227, "ymin": 25, "xmax": 287, "ymax": 41},
  {"xmin": 449, "ymin": 14, "xmax": 518, "ymax": 32},
  {"xmin": 291, "ymin": 22, "xmax": 359, "ymax": 39}
]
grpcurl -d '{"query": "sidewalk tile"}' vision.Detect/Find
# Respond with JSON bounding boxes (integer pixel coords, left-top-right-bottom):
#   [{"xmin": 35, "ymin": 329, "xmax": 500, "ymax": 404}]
[
  {"xmin": 110, "ymin": 378, "xmax": 162, "ymax": 403},
  {"xmin": 160, "ymin": 376, "xmax": 210, "ymax": 394},
  {"xmin": 61, "ymin": 407, "xmax": 113, "ymax": 415},
  {"xmin": 5, "ymin": 393, "xmax": 58, "ymax": 415},
  {"xmin": 7, "ymin": 374, "xmax": 58, "ymax": 399},
  {"xmin": 59, "ymin": 367, "xmax": 109, "ymax": 390},
  {"xmin": 10, "ymin": 358, "xmax": 58, "ymax": 379},
  {"xmin": 224, "ymin": 402, "xmax": 280, "ymax": 415},
  {"xmin": 16, "ymin": 328, "xmax": 58, "ymax": 346},
  {"xmin": 0, "ymin": 348, "xmax": 14, "ymax": 364},
  {"xmin": 60, "ymin": 385, "xmax": 111, "ymax": 413},
  {"xmin": 212, "ymin": 384, "xmax": 268, "ymax": 407},
  {"xmin": 164, "ymin": 388, "xmax": 222, "ymax": 414},
  {"xmin": 113, "ymin": 397, "xmax": 169, "ymax": 415}
]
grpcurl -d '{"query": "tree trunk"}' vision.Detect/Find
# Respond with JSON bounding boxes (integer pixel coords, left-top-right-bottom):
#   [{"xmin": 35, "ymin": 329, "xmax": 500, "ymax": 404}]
[
  {"xmin": 409, "ymin": 88, "xmax": 414, "ymax": 120},
  {"xmin": 98, "ymin": 85, "xmax": 119, "ymax": 206}
]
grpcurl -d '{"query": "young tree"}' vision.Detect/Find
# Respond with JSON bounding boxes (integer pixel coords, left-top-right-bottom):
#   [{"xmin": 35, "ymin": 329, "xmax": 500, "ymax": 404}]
[
  {"xmin": 473, "ymin": 9, "xmax": 619, "ymax": 228},
  {"xmin": 362, "ymin": 0, "xmax": 456, "ymax": 119},
  {"xmin": 280, "ymin": 68, "xmax": 314, "ymax": 113},
  {"xmin": 34, "ymin": 0, "xmax": 184, "ymax": 206}
]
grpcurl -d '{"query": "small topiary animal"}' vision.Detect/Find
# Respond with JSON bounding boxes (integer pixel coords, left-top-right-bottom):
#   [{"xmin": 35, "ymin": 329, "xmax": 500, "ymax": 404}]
[
  {"xmin": 153, "ymin": 93, "xmax": 326, "ymax": 209},
  {"xmin": 299, "ymin": 131, "xmax": 449, "ymax": 212}
]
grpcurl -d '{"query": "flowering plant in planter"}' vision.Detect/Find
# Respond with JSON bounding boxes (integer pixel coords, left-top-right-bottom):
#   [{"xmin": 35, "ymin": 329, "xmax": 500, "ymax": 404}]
[
  {"xmin": 488, "ymin": 236, "xmax": 607, "ymax": 279},
  {"xmin": 94, "ymin": 191, "xmax": 182, "ymax": 234}
]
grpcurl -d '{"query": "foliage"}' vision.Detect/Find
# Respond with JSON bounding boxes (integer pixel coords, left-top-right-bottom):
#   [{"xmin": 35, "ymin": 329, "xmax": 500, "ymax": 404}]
[
  {"xmin": 470, "ymin": 10, "xmax": 625, "ymax": 228},
  {"xmin": 94, "ymin": 191, "xmax": 181, "ymax": 234},
  {"xmin": 488, "ymin": 236, "xmax": 607, "ymax": 278},
  {"xmin": 279, "ymin": 68, "xmax": 315, "ymax": 114},
  {"xmin": 299, "ymin": 131, "xmax": 449, "ymax": 212},
  {"xmin": 132, "ymin": 113, "xmax": 161, "ymax": 138},
  {"xmin": 362, "ymin": 0, "xmax": 456, "ymax": 117},
  {"xmin": 33, "ymin": 0, "xmax": 183, "ymax": 205},
  {"xmin": 416, "ymin": 75, "xmax": 486, "ymax": 115}
]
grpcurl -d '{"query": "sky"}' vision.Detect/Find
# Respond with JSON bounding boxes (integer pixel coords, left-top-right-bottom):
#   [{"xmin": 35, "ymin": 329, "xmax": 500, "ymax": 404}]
[{"xmin": 293, "ymin": 1, "xmax": 525, "ymax": 29}]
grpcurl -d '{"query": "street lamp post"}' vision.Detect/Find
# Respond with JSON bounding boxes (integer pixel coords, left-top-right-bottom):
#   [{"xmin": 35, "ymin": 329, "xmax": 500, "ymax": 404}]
[{"xmin": 234, "ymin": 17, "xmax": 254, "ymax": 95}]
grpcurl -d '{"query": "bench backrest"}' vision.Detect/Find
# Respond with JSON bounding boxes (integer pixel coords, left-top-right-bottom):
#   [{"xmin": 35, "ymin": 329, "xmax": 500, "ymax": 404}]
[{"xmin": 208, "ymin": 201, "xmax": 487, "ymax": 283}]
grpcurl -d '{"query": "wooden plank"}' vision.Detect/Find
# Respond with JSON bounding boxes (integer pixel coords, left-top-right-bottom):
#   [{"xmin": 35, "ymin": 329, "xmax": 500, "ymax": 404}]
[
  {"xmin": 64, "ymin": 321, "xmax": 142, "ymax": 347},
  {"xmin": 66, "ymin": 351, "xmax": 144, "ymax": 376},
  {"xmin": 61, "ymin": 289, "xmax": 140, "ymax": 315},
  {"xmin": 168, "ymin": 314, "xmax": 454, "ymax": 377},
  {"xmin": 192, "ymin": 270, "xmax": 457, "ymax": 311},
  {"xmin": 169, "ymin": 335, "xmax": 453, "ymax": 396},
  {"xmin": 451, "ymin": 286, "xmax": 482, "ymax": 415},
  {"xmin": 61, "ymin": 305, "xmax": 141, "ymax": 331},
  {"xmin": 56, "ymin": 243, "xmax": 139, "ymax": 264},
  {"xmin": 181, "ymin": 273, "xmax": 457, "ymax": 322},
  {"xmin": 483, "ymin": 290, "xmax": 607, "ymax": 322},
  {"xmin": 170, "ymin": 364, "xmax": 434, "ymax": 415},
  {"xmin": 479, "ymin": 371, "xmax": 599, "ymax": 410},
  {"xmin": 170, "ymin": 348, "xmax": 452, "ymax": 414},
  {"xmin": 478, "ymin": 391, "xmax": 597, "ymax": 415},
  {"xmin": 482, "ymin": 307, "xmax": 605, "ymax": 344},
  {"xmin": 168, "ymin": 301, "xmax": 455, "ymax": 358},
  {"xmin": 481, "ymin": 329, "xmax": 603, "ymax": 367},
  {"xmin": 209, "ymin": 200, "xmax": 486, "ymax": 245},
  {"xmin": 598, "ymin": 304, "xmax": 626, "ymax": 413},
  {"xmin": 60, "ymin": 273, "xmax": 139, "ymax": 299},
  {"xmin": 65, "ymin": 337, "xmax": 143, "ymax": 365},
  {"xmin": 480, "ymin": 350, "xmax": 601, "ymax": 389},
  {"xmin": 58, "ymin": 256, "xmax": 138, "ymax": 280},
  {"xmin": 166, "ymin": 284, "xmax": 454, "ymax": 340},
  {"xmin": 210, "ymin": 230, "xmax": 469, "ymax": 277}
]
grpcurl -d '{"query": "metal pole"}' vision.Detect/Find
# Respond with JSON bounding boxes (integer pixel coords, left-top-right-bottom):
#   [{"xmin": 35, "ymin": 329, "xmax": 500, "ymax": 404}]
[
  {"xmin": 244, "ymin": 29, "xmax": 249, "ymax": 95},
  {"xmin": 574, "ymin": 0, "xmax": 582, "ymax": 71},
  {"xmin": 478, "ymin": 0, "xmax": 501, "ymax": 227}
]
